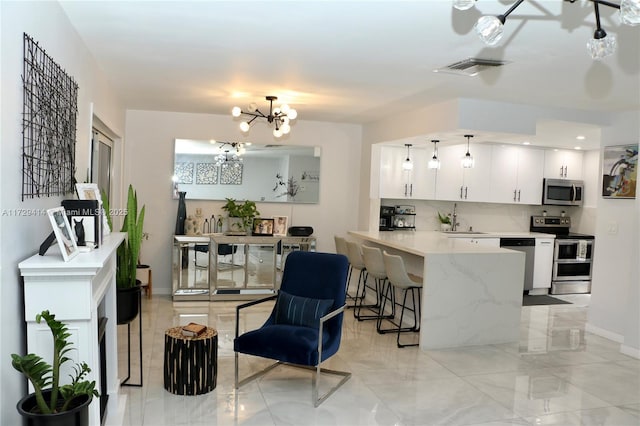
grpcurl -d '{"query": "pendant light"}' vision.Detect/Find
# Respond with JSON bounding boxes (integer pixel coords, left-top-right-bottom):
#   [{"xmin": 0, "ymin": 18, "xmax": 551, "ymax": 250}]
[
  {"xmin": 461, "ymin": 134, "xmax": 474, "ymax": 168},
  {"xmin": 428, "ymin": 140, "xmax": 441, "ymax": 169},
  {"xmin": 402, "ymin": 144, "xmax": 414, "ymax": 171}
]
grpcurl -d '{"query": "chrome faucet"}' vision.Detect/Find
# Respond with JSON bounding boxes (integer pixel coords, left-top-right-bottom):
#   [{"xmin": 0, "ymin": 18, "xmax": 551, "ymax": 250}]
[{"xmin": 451, "ymin": 203, "xmax": 459, "ymax": 231}]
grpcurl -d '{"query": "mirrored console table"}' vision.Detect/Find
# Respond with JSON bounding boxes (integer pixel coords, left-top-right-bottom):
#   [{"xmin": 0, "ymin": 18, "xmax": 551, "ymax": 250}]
[{"xmin": 172, "ymin": 234, "xmax": 316, "ymax": 301}]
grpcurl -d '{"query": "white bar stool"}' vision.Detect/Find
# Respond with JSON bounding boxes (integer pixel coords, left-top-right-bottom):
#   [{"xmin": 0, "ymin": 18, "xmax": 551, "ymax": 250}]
[{"xmin": 380, "ymin": 251, "xmax": 422, "ymax": 348}]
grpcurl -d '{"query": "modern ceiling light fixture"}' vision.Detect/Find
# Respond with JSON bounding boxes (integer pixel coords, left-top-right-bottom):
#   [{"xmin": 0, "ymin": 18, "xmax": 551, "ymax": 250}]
[
  {"xmin": 231, "ymin": 95, "xmax": 297, "ymax": 138},
  {"xmin": 452, "ymin": 0, "xmax": 476, "ymax": 11},
  {"xmin": 428, "ymin": 140, "xmax": 441, "ymax": 169},
  {"xmin": 214, "ymin": 141, "xmax": 245, "ymax": 165},
  {"xmin": 461, "ymin": 134, "xmax": 475, "ymax": 169},
  {"xmin": 402, "ymin": 144, "xmax": 414, "ymax": 171},
  {"xmin": 457, "ymin": 0, "xmax": 640, "ymax": 58}
]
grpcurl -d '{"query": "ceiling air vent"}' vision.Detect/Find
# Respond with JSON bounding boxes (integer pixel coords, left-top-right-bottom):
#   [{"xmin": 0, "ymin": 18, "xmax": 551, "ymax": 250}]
[{"xmin": 435, "ymin": 58, "xmax": 509, "ymax": 77}]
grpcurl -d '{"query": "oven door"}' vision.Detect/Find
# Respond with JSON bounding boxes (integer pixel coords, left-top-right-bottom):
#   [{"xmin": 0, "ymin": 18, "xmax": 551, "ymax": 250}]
[{"xmin": 553, "ymin": 260, "xmax": 593, "ymax": 281}]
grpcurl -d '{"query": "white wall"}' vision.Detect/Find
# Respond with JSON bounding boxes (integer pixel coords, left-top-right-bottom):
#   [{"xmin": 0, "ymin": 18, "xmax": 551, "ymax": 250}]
[
  {"xmin": 587, "ymin": 111, "xmax": 640, "ymax": 357},
  {"xmin": 123, "ymin": 110, "xmax": 362, "ymax": 295},
  {"xmin": 0, "ymin": 1, "xmax": 125, "ymax": 424}
]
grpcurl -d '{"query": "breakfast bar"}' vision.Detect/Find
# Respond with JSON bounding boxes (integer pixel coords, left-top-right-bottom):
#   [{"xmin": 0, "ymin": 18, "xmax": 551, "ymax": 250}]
[{"xmin": 348, "ymin": 231, "xmax": 525, "ymax": 350}]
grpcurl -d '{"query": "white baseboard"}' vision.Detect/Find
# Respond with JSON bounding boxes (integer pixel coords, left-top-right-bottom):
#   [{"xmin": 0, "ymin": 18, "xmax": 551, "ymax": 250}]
[
  {"xmin": 585, "ymin": 322, "xmax": 624, "ymax": 343},
  {"xmin": 620, "ymin": 344, "xmax": 640, "ymax": 359}
]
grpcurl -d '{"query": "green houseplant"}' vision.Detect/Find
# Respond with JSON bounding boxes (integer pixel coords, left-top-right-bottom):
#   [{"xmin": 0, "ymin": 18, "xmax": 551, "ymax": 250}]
[
  {"xmin": 12, "ymin": 310, "xmax": 98, "ymax": 425},
  {"xmin": 116, "ymin": 185, "xmax": 146, "ymax": 324},
  {"xmin": 437, "ymin": 211, "xmax": 452, "ymax": 231},
  {"xmin": 221, "ymin": 198, "xmax": 259, "ymax": 233}
]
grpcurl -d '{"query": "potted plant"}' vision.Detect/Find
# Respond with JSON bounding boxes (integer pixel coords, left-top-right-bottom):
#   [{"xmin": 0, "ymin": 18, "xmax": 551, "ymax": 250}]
[
  {"xmin": 12, "ymin": 310, "xmax": 99, "ymax": 426},
  {"xmin": 221, "ymin": 198, "xmax": 259, "ymax": 234},
  {"xmin": 437, "ymin": 211, "xmax": 452, "ymax": 232},
  {"xmin": 116, "ymin": 185, "xmax": 146, "ymax": 324}
]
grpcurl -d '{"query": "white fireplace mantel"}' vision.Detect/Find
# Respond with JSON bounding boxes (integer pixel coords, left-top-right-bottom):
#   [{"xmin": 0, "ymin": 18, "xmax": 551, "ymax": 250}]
[{"xmin": 19, "ymin": 232, "xmax": 125, "ymax": 426}]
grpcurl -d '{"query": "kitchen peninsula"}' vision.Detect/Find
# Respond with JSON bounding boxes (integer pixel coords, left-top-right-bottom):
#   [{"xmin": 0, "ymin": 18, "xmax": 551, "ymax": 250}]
[{"xmin": 348, "ymin": 230, "xmax": 525, "ymax": 350}]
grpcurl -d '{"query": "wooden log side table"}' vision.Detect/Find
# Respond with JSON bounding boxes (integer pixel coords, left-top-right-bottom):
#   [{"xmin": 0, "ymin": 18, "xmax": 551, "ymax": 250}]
[{"xmin": 163, "ymin": 326, "xmax": 218, "ymax": 395}]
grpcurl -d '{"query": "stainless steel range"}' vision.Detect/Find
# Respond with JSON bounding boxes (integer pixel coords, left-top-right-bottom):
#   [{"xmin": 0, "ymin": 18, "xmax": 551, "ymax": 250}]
[{"xmin": 530, "ymin": 215, "xmax": 595, "ymax": 294}]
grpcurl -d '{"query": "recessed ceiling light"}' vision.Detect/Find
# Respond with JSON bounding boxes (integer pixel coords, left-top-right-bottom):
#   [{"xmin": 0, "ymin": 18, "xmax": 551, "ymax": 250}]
[
  {"xmin": 574, "ymin": 146, "xmax": 582, "ymax": 150},
  {"xmin": 576, "ymin": 135, "xmax": 586, "ymax": 140},
  {"xmin": 522, "ymin": 141, "xmax": 530, "ymax": 145}
]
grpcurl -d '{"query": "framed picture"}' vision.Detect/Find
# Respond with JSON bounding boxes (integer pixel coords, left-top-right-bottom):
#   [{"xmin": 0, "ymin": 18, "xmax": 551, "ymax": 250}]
[
  {"xmin": 273, "ymin": 216, "xmax": 288, "ymax": 236},
  {"xmin": 602, "ymin": 143, "xmax": 638, "ymax": 199},
  {"xmin": 252, "ymin": 218, "xmax": 274, "ymax": 236},
  {"xmin": 76, "ymin": 183, "xmax": 111, "ymax": 235},
  {"xmin": 47, "ymin": 207, "xmax": 79, "ymax": 262}
]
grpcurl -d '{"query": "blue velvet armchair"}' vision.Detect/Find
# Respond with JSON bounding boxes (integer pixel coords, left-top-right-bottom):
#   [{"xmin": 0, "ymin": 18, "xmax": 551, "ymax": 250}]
[{"xmin": 234, "ymin": 251, "xmax": 351, "ymax": 407}]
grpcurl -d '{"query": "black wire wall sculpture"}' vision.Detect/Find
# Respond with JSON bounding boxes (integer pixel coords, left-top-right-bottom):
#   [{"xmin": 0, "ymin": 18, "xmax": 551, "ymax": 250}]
[{"xmin": 22, "ymin": 33, "xmax": 78, "ymax": 200}]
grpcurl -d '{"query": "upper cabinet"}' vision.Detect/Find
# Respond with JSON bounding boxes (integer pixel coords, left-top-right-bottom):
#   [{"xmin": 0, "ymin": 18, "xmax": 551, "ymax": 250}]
[
  {"xmin": 379, "ymin": 146, "xmax": 436, "ymax": 199},
  {"xmin": 435, "ymin": 143, "xmax": 492, "ymax": 202},
  {"xmin": 544, "ymin": 149, "xmax": 584, "ymax": 180},
  {"xmin": 490, "ymin": 145, "xmax": 545, "ymax": 205}
]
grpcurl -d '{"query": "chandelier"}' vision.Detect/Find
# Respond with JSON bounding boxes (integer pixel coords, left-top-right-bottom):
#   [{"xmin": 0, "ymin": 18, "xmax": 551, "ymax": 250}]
[
  {"xmin": 231, "ymin": 96, "xmax": 298, "ymax": 138},
  {"xmin": 213, "ymin": 141, "xmax": 245, "ymax": 165},
  {"xmin": 454, "ymin": 0, "xmax": 640, "ymax": 60}
]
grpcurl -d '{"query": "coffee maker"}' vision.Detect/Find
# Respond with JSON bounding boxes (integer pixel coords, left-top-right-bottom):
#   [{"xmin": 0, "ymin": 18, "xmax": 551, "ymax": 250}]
[{"xmin": 379, "ymin": 206, "xmax": 395, "ymax": 231}]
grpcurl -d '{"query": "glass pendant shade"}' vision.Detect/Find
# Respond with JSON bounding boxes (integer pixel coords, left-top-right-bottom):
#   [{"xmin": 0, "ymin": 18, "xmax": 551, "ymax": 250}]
[
  {"xmin": 587, "ymin": 34, "xmax": 617, "ymax": 59},
  {"xmin": 231, "ymin": 106, "xmax": 242, "ymax": 117},
  {"xmin": 402, "ymin": 158, "xmax": 414, "ymax": 171},
  {"xmin": 428, "ymin": 155, "xmax": 441, "ymax": 169},
  {"xmin": 461, "ymin": 152, "xmax": 474, "ymax": 168},
  {"xmin": 239, "ymin": 121, "xmax": 250, "ymax": 132},
  {"xmin": 475, "ymin": 15, "xmax": 504, "ymax": 46},
  {"xmin": 273, "ymin": 128, "xmax": 283, "ymax": 138},
  {"xmin": 453, "ymin": 0, "xmax": 475, "ymax": 11},
  {"xmin": 621, "ymin": 0, "xmax": 640, "ymax": 25}
]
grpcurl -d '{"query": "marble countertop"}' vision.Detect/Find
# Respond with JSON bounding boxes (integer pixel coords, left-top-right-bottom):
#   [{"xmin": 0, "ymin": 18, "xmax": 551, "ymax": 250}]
[
  {"xmin": 442, "ymin": 231, "xmax": 556, "ymax": 239},
  {"xmin": 348, "ymin": 230, "xmax": 513, "ymax": 256}
]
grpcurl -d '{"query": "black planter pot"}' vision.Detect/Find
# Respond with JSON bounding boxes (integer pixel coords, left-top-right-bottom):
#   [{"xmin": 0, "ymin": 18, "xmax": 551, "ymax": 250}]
[
  {"xmin": 117, "ymin": 282, "xmax": 141, "ymax": 325},
  {"xmin": 17, "ymin": 390, "xmax": 91, "ymax": 426}
]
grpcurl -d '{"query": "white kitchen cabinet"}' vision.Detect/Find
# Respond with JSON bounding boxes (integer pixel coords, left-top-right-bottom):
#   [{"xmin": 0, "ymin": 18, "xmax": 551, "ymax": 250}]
[
  {"xmin": 455, "ymin": 237, "xmax": 500, "ymax": 247},
  {"xmin": 435, "ymin": 143, "xmax": 492, "ymax": 202},
  {"xmin": 379, "ymin": 145, "xmax": 436, "ymax": 199},
  {"xmin": 533, "ymin": 238, "xmax": 554, "ymax": 290},
  {"xmin": 490, "ymin": 145, "xmax": 544, "ymax": 205},
  {"xmin": 544, "ymin": 149, "xmax": 584, "ymax": 179}
]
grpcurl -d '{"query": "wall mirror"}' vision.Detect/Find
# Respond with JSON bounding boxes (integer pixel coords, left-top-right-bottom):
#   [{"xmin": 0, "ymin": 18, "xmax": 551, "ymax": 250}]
[{"xmin": 173, "ymin": 139, "xmax": 321, "ymax": 203}]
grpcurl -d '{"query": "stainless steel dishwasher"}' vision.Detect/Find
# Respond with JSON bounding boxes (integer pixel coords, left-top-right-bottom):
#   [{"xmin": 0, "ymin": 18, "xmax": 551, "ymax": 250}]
[{"xmin": 500, "ymin": 238, "xmax": 536, "ymax": 292}]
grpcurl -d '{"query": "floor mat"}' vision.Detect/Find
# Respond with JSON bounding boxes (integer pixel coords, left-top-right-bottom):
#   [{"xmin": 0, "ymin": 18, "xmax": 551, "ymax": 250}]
[{"xmin": 522, "ymin": 295, "xmax": 571, "ymax": 306}]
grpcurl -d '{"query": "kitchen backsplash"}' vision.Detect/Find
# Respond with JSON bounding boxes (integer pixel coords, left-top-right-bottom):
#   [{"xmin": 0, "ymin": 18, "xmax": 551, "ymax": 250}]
[{"xmin": 381, "ymin": 199, "xmax": 593, "ymax": 234}]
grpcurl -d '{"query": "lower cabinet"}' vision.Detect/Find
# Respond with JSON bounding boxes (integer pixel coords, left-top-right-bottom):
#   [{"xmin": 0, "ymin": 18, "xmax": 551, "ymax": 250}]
[
  {"xmin": 456, "ymin": 237, "xmax": 500, "ymax": 247},
  {"xmin": 533, "ymin": 238, "xmax": 554, "ymax": 290}
]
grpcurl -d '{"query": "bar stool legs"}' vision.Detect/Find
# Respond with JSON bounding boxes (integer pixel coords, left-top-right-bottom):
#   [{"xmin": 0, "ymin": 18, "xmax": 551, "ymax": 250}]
[{"xmin": 379, "ymin": 251, "xmax": 423, "ymax": 348}]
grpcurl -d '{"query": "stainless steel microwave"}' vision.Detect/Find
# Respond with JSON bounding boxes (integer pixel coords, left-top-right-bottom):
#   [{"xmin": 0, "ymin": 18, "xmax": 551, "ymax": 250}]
[{"xmin": 542, "ymin": 178, "xmax": 584, "ymax": 206}]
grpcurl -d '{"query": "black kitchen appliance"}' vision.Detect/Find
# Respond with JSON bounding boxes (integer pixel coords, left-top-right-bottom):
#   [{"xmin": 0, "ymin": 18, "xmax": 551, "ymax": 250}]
[
  {"xmin": 530, "ymin": 215, "xmax": 595, "ymax": 294},
  {"xmin": 379, "ymin": 206, "xmax": 395, "ymax": 231}
]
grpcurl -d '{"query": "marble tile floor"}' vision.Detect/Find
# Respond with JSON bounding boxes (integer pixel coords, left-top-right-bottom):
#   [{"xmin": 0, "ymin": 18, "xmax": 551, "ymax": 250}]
[{"xmin": 116, "ymin": 294, "xmax": 640, "ymax": 426}]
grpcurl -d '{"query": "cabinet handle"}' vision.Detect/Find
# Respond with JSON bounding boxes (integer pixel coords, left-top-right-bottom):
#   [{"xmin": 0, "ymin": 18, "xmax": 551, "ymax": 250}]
[
  {"xmin": 513, "ymin": 189, "xmax": 517, "ymax": 201},
  {"xmin": 404, "ymin": 184, "xmax": 407, "ymax": 197},
  {"xmin": 460, "ymin": 186, "xmax": 464, "ymax": 199},
  {"xmin": 564, "ymin": 165, "xmax": 568, "ymax": 178},
  {"xmin": 410, "ymin": 184, "xmax": 413, "ymax": 197},
  {"xmin": 464, "ymin": 186, "xmax": 468, "ymax": 199},
  {"xmin": 517, "ymin": 190, "xmax": 521, "ymax": 202}
]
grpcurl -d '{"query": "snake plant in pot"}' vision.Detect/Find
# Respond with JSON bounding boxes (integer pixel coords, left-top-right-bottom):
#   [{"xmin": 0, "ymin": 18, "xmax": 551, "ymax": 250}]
[
  {"xmin": 12, "ymin": 310, "xmax": 98, "ymax": 426},
  {"xmin": 116, "ymin": 184, "xmax": 146, "ymax": 324}
]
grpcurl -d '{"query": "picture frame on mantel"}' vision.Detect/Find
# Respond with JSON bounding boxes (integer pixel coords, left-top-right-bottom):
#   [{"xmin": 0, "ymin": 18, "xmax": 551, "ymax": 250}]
[
  {"xmin": 47, "ymin": 207, "xmax": 79, "ymax": 262},
  {"xmin": 601, "ymin": 143, "xmax": 638, "ymax": 199},
  {"xmin": 76, "ymin": 183, "xmax": 111, "ymax": 235}
]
